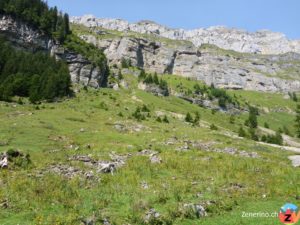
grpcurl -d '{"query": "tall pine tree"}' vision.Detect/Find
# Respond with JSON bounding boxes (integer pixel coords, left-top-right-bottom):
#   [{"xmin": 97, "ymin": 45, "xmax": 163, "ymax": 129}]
[{"xmin": 295, "ymin": 105, "xmax": 300, "ymax": 138}]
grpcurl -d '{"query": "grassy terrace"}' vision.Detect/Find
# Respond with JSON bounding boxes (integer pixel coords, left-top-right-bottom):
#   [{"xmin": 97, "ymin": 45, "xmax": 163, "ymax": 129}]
[
  {"xmin": 0, "ymin": 74, "xmax": 299, "ymax": 224},
  {"xmin": 71, "ymin": 24, "xmax": 194, "ymax": 48}
]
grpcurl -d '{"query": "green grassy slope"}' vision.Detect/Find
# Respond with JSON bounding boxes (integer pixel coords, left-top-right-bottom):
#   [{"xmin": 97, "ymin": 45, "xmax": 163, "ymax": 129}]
[{"xmin": 0, "ymin": 74, "xmax": 299, "ymax": 225}]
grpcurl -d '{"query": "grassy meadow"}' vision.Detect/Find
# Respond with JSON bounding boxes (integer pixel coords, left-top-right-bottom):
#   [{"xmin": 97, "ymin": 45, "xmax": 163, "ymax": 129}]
[{"xmin": 0, "ymin": 74, "xmax": 299, "ymax": 224}]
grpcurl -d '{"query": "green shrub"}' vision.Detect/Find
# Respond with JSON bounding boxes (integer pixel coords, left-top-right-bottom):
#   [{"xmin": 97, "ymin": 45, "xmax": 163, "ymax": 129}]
[
  {"xmin": 132, "ymin": 107, "xmax": 146, "ymax": 121},
  {"xmin": 245, "ymin": 106, "xmax": 258, "ymax": 128},
  {"xmin": 121, "ymin": 58, "xmax": 132, "ymax": 68},
  {"xmin": 238, "ymin": 126, "xmax": 246, "ymax": 137},
  {"xmin": 210, "ymin": 124, "xmax": 218, "ymax": 130},
  {"xmin": 193, "ymin": 112, "xmax": 201, "ymax": 126},
  {"xmin": 185, "ymin": 112, "xmax": 193, "ymax": 123},
  {"xmin": 248, "ymin": 128, "xmax": 259, "ymax": 141},
  {"xmin": 261, "ymin": 131, "xmax": 283, "ymax": 145},
  {"xmin": 264, "ymin": 122, "xmax": 269, "ymax": 128},
  {"xmin": 229, "ymin": 115, "xmax": 235, "ymax": 124},
  {"xmin": 141, "ymin": 105, "xmax": 150, "ymax": 112},
  {"xmin": 162, "ymin": 115, "xmax": 169, "ymax": 123}
]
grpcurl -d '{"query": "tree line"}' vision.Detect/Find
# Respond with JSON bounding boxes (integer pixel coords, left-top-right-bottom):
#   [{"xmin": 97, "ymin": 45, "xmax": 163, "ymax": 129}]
[
  {"xmin": 0, "ymin": 0, "xmax": 70, "ymax": 42},
  {"xmin": 0, "ymin": 37, "xmax": 71, "ymax": 103}
]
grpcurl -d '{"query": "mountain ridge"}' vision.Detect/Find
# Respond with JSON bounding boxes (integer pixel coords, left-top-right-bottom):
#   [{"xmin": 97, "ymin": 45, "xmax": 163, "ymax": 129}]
[{"xmin": 71, "ymin": 15, "xmax": 300, "ymax": 55}]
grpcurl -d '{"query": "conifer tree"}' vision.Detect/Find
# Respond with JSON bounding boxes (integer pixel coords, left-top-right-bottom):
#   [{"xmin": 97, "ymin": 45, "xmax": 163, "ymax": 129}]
[{"xmin": 295, "ymin": 105, "xmax": 300, "ymax": 138}]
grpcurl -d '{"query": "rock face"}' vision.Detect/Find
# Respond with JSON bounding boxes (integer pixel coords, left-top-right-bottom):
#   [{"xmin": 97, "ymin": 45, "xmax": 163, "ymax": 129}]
[
  {"xmin": 77, "ymin": 31, "xmax": 300, "ymax": 92},
  {"xmin": 0, "ymin": 14, "xmax": 50, "ymax": 50},
  {"xmin": 51, "ymin": 46, "xmax": 107, "ymax": 88},
  {"xmin": 71, "ymin": 15, "xmax": 300, "ymax": 55},
  {"xmin": 0, "ymin": 14, "xmax": 107, "ymax": 88}
]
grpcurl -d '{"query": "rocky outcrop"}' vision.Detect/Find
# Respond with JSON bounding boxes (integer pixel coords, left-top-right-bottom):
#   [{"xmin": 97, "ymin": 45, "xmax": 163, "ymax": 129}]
[
  {"xmin": 72, "ymin": 15, "xmax": 300, "ymax": 55},
  {"xmin": 78, "ymin": 31, "xmax": 300, "ymax": 92},
  {"xmin": 0, "ymin": 14, "xmax": 107, "ymax": 88},
  {"xmin": 51, "ymin": 46, "xmax": 107, "ymax": 88},
  {"xmin": 0, "ymin": 14, "xmax": 50, "ymax": 50}
]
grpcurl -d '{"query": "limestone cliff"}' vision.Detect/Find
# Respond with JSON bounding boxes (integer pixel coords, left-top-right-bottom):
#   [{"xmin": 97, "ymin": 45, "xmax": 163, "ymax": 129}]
[
  {"xmin": 74, "ymin": 24, "xmax": 300, "ymax": 93},
  {"xmin": 72, "ymin": 15, "xmax": 300, "ymax": 55}
]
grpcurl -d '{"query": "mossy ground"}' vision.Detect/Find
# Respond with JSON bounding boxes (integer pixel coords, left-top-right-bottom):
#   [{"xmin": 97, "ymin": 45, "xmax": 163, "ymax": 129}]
[{"xmin": 0, "ymin": 74, "xmax": 299, "ymax": 224}]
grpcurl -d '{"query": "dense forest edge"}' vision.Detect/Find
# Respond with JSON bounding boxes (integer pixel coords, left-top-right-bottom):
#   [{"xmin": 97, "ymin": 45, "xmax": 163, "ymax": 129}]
[
  {"xmin": 0, "ymin": 36, "xmax": 72, "ymax": 103},
  {"xmin": 0, "ymin": 0, "xmax": 109, "ymax": 103}
]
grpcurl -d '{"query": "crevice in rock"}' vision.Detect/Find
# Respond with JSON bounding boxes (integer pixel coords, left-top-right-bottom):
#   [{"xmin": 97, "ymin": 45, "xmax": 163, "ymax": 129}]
[
  {"xmin": 87, "ymin": 65, "xmax": 95, "ymax": 86},
  {"xmin": 164, "ymin": 51, "xmax": 177, "ymax": 74},
  {"xmin": 77, "ymin": 66, "xmax": 83, "ymax": 83},
  {"xmin": 136, "ymin": 43, "xmax": 144, "ymax": 68}
]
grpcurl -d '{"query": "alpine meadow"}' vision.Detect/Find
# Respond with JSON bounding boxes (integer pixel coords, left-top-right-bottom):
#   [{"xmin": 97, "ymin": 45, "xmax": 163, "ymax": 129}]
[{"xmin": 0, "ymin": 0, "xmax": 300, "ymax": 224}]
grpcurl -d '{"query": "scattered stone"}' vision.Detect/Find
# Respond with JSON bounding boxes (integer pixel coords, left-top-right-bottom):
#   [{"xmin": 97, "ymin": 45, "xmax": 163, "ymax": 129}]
[
  {"xmin": 202, "ymin": 156, "xmax": 212, "ymax": 161},
  {"xmin": 141, "ymin": 181, "xmax": 149, "ymax": 189},
  {"xmin": 183, "ymin": 203, "xmax": 207, "ymax": 218},
  {"xmin": 112, "ymin": 83, "xmax": 119, "ymax": 90},
  {"xmin": 192, "ymin": 141, "xmax": 215, "ymax": 151},
  {"xmin": 47, "ymin": 164, "xmax": 84, "ymax": 179},
  {"xmin": 0, "ymin": 149, "xmax": 31, "ymax": 169},
  {"xmin": 223, "ymin": 183, "xmax": 245, "ymax": 193},
  {"xmin": 165, "ymin": 136, "xmax": 178, "ymax": 145},
  {"xmin": 239, "ymin": 150, "xmax": 259, "ymax": 158},
  {"xmin": 196, "ymin": 193, "xmax": 203, "ymax": 198},
  {"xmin": 81, "ymin": 217, "xmax": 95, "ymax": 225},
  {"xmin": 150, "ymin": 154, "xmax": 162, "ymax": 164},
  {"xmin": 80, "ymin": 128, "xmax": 85, "ymax": 132},
  {"xmin": 69, "ymin": 152, "xmax": 131, "ymax": 175},
  {"xmin": 144, "ymin": 208, "xmax": 160, "ymax": 223},
  {"xmin": 229, "ymin": 183, "xmax": 244, "ymax": 190},
  {"xmin": 109, "ymin": 152, "xmax": 131, "ymax": 165},
  {"xmin": 113, "ymin": 122, "xmax": 148, "ymax": 133},
  {"xmin": 0, "ymin": 154, "xmax": 8, "ymax": 168},
  {"xmin": 177, "ymin": 143, "xmax": 190, "ymax": 151},
  {"xmin": 69, "ymin": 155, "xmax": 94, "ymax": 163},
  {"xmin": 288, "ymin": 155, "xmax": 300, "ymax": 167},
  {"xmin": 138, "ymin": 149, "xmax": 162, "ymax": 164},
  {"xmin": 201, "ymin": 146, "xmax": 260, "ymax": 158},
  {"xmin": 85, "ymin": 171, "xmax": 94, "ymax": 179},
  {"xmin": 114, "ymin": 123, "xmax": 126, "ymax": 132},
  {"xmin": 68, "ymin": 144, "xmax": 80, "ymax": 151},
  {"xmin": 48, "ymin": 135, "xmax": 69, "ymax": 142},
  {"xmin": 0, "ymin": 199, "xmax": 9, "ymax": 209},
  {"xmin": 97, "ymin": 162, "xmax": 117, "ymax": 174},
  {"xmin": 137, "ymin": 149, "xmax": 158, "ymax": 156},
  {"xmin": 102, "ymin": 218, "xmax": 111, "ymax": 225}
]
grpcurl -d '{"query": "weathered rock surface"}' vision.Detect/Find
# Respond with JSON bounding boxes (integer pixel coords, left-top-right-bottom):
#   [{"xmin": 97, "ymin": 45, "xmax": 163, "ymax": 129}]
[
  {"xmin": 72, "ymin": 15, "xmax": 300, "ymax": 55},
  {"xmin": 0, "ymin": 14, "xmax": 108, "ymax": 88},
  {"xmin": 288, "ymin": 155, "xmax": 300, "ymax": 167},
  {"xmin": 0, "ymin": 14, "xmax": 50, "ymax": 50},
  {"xmin": 0, "ymin": 153, "xmax": 8, "ymax": 168},
  {"xmin": 75, "ymin": 26, "xmax": 300, "ymax": 92},
  {"xmin": 51, "ymin": 45, "xmax": 107, "ymax": 88},
  {"xmin": 182, "ymin": 203, "xmax": 207, "ymax": 218}
]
